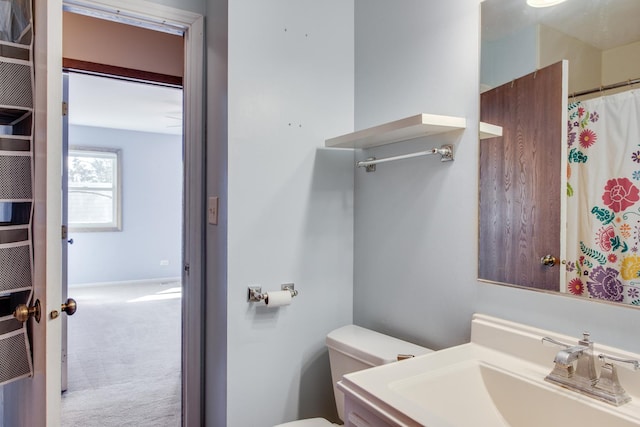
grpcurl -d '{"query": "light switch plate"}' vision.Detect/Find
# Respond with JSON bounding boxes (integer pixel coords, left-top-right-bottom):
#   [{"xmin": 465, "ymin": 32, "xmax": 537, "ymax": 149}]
[{"xmin": 208, "ymin": 196, "xmax": 219, "ymax": 225}]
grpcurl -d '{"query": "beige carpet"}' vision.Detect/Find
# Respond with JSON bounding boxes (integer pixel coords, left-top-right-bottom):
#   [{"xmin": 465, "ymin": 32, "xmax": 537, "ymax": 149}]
[{"xmin": 61, "ymin": 281, "xmax": 181, "ymax": 427}]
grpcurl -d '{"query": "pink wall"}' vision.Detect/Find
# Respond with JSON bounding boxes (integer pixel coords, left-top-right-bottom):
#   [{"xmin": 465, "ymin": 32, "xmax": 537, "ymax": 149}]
[{"xmin": 63, "ymin": 12, "xmax": 184, "ymax": 78}]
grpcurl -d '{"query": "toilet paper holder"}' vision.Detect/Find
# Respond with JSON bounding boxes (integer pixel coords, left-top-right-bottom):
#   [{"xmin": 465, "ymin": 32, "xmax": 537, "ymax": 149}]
[{"xmin": 248, "ymin": 283, "xmax": 298, "ymax": 302}]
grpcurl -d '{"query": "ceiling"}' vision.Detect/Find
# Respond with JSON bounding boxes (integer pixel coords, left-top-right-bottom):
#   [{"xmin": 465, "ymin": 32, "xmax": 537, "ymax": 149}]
[
  {"xmin": 68, "ymin": 73, "xmax": 183, "ymax": 135},
  {"xmin": 482, "ymin": 0, "xmax": 640, "ymax": 50},
  {"xmin": 68, "ymin": 2, "xmax": 637, "ymax": 135}
]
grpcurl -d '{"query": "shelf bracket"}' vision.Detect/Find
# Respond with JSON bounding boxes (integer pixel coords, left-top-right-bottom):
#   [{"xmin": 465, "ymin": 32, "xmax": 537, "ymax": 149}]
[{"xmin": 364, "ymin": 157, "xmax": 376, "ymax": 173}]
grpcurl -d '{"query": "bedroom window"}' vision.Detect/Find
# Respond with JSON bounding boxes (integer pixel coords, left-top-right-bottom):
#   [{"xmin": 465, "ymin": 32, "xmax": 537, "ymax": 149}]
[{"xmin": 68, "ymin": 147, "xmax": 121, "ymax": 231}]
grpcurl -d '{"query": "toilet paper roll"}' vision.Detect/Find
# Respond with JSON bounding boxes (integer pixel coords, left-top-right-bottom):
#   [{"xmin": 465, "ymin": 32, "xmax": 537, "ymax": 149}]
[{"xmin": 264, "ymin": 290, "xmax": 292, "ymax": 307}]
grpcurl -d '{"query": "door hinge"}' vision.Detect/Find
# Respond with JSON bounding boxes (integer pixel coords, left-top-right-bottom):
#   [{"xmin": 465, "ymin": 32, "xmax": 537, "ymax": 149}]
[
  {"xmin": 62, "ymin": 101, "xmax": 68, "ymax": 116},
  {"xmin": 61, "ymin": 225, "xmax": 68, "ymax": 240},
  {"xmin": 184, "ymin": 263, "xmax": 190, "ymax": 275}
]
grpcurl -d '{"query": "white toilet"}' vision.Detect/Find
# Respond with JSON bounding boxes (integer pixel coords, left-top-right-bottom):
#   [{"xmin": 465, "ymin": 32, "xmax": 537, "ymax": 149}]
[{"xmin": 275, "ymin": 324, "xmax": 432, "ymax": 426}]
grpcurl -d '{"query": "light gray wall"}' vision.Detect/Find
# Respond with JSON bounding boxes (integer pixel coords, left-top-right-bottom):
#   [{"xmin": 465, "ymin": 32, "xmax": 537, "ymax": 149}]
[
  {"xmin": 476, "ymin": 283, "xmax": 640, "ymax": 353},
  {"xmin": 209, "ymin": 0, "xmax": 355, "ymax": 425},
  {"xmin": 481, "ymin": 25, "xmax": 537, "ymax": 89},
  {"xmin": 202, "ymin": 1, "xmax": 640, "ymax": 426},
  {"xmin": 353, "ymin": 0, "xmax": 480, "ymax": 350},
  {"xmin": 353, "ymin": 0, "xmax": 640, "ymax": 358},
  {"xmin": 67, "ymin": 125, "xmax": 182, "ymax": 285}
]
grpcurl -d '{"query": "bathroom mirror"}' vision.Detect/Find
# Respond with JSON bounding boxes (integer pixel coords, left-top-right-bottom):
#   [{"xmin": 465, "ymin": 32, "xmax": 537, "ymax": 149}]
[{"xmin": 479, "ymin": 0, "xmax": 640, "ymax": 305}]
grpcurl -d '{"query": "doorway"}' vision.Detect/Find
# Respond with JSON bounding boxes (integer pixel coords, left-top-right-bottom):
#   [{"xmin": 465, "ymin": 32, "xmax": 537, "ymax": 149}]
[
  {"xmin": 61, "ymin": 72, "xmax": 183, "ymax": 425},
  {"xmin": 0, "ymin": 1, "xmax": 203, "ymax": 424},
  {"xmin": 61, "ymin": 5, "xmax": 186, "ymax": 425}
]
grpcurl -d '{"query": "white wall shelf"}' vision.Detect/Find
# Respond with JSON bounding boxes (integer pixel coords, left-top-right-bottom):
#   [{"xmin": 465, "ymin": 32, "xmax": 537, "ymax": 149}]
[
  {"xmin": 325, "ymin": 113, "xmax": 466, "ymax": 149},
  {"xmin": 479, "ymin": 121, "xmax": 503, "ymax": 140}
]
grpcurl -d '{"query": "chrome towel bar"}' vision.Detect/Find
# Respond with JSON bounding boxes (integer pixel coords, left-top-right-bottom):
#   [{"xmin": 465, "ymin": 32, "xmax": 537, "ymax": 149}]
[{"xmin": 356, "ymin": 144, "xmax": 453, "ymax": 172}]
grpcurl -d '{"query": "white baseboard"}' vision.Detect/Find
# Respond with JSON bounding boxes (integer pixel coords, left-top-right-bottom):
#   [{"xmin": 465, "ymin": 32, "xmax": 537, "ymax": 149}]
[{"xmin": 69, "ymin": 276, "xmax": 181, "ymax": 288}]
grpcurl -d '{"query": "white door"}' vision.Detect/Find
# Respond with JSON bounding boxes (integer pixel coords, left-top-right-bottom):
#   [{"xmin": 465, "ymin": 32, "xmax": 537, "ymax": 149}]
[
  {"xmin": 61, "ymin": 72, "xmax": 72, "ymax": 392},
  {"xmin": 3, "ymin": 0, "xmax": 65, "ymax": 425}
]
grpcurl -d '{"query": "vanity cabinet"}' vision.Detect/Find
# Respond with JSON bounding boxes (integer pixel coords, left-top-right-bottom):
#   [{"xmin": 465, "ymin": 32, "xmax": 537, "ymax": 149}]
[
  {"xmin": 340, "ymin": 380, "xmax": 422, "ymax": 427},
  {"xmin": 343, "ymin": 391, "xmax": 402, "ymax": 427}
]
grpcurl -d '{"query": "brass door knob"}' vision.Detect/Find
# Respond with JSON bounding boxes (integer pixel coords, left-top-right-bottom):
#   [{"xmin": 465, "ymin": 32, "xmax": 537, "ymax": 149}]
[
  {"xmin": 13, "ymin": 299, "xmax": 41, "ymax": 323},
  {"xmin": 540, "ymin": 254, "xmax": 558, "ymax": 267},
  {"xmin": 61, "ymin": 298, "xmax": 77, "ymax": 316}
]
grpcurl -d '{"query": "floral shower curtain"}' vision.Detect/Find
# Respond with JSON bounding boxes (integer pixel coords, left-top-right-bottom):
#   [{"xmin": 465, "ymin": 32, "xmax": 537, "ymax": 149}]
[{"xmin": 566, "ymin": 89, "xmax": 640, "ymax": 305}]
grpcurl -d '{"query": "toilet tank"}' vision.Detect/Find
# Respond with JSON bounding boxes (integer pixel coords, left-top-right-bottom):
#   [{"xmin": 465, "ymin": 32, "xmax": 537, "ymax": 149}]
[{"xmin": 325, "ymin": 325, "xmax": 432, "ymax": 422}]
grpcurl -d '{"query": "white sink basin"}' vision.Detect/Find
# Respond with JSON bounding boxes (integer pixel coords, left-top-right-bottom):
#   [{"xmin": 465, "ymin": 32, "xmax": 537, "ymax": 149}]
[
  {"xmin": 389, "ymin": 359, "xmax": 639, "ymax": 427},
  {"xmin": 339, "ymin": 315, "xmax": 640, "ymax": 427}
]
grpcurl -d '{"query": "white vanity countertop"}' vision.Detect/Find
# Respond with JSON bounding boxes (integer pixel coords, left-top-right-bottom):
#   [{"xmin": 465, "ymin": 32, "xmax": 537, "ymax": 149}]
[{"xmin": 338, "ymin": 314, "xmax": 640, "ymax": 427}]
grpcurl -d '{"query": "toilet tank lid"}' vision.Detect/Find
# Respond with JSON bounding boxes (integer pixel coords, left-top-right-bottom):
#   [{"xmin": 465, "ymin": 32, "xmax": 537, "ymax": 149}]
[{"xmin": 326, "ymin": 324, "xmax": 432, "ymax": 366}]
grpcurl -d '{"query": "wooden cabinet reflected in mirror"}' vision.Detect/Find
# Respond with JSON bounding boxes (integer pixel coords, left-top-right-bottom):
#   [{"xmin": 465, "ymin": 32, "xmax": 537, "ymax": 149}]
[{"xmin": 479, "ymin": 61, "xmax": 565, "ymax": 291}]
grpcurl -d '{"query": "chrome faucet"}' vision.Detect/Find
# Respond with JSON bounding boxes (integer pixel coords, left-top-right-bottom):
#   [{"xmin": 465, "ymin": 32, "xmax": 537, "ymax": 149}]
[
  {"xmin": 542, "ymin": 333, "xmax": 638, "ymax": 406},
  {"xmin": 554, "ymin": 345, "xmax": 586, "ymax": 365},
  {"xmin": 543, "ymin": 333, "xmax": 597, "ymax": 386}
]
